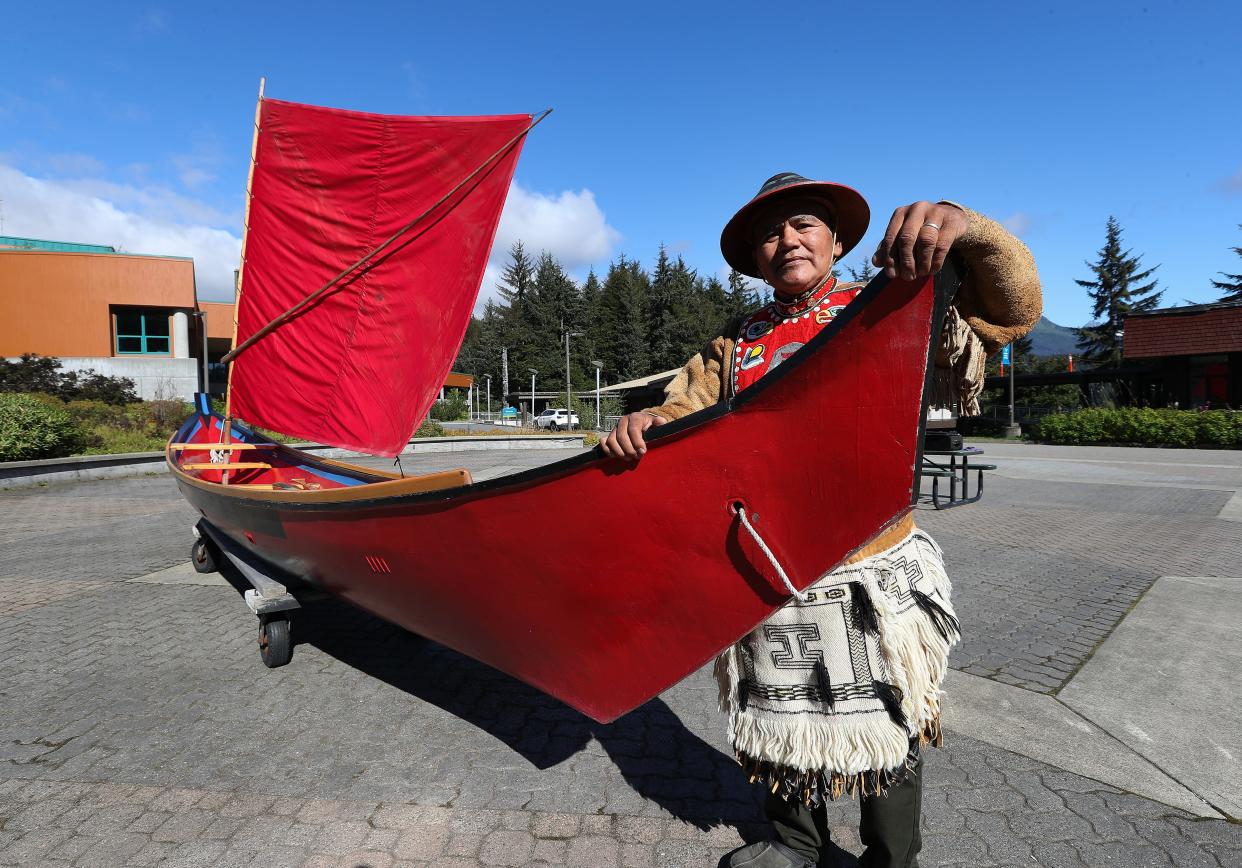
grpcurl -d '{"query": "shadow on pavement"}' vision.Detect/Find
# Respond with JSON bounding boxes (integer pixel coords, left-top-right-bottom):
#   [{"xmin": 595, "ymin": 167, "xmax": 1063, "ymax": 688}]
[{"xmin": 284, "ymin": 591, "xmax": 768, "ymax": 834}]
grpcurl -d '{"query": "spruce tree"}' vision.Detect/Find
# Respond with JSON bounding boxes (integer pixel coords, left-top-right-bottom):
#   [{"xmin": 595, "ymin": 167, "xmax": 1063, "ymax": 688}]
[
  {"xmin": 598, "ymin": 255, "xmax": 650, "ymax": 380},
  {"xmin": 496, "ymin": 241, "xmax": 534, "ymax": 305},
  {"xmin": 1075, "ymin": 217, "xmax": 1163, "ymax": 367},
  {"xmin": 726, "ymin": 268, "xmax": 760, "ymax": 318},
  {"xmin": 846, "ymin": 260, "xmax": 877, "ymax": 283},
  {"xmin": 1211, "ymin": 224, "xmax": 1242, "ymax": 302}
]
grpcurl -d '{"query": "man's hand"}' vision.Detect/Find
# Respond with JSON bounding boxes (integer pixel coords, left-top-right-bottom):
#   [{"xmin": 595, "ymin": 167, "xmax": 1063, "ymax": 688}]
[
  {"xmin": 599, "ymin": 412, "xmax": 667, "ymax": 461},
  {"xmin": 872, "ymin": 201, "xmax": 969, "ymax": 282}
]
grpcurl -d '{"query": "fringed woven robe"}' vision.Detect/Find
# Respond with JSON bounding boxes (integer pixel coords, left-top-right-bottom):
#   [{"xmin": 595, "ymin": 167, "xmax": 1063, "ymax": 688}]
[
  {"xmin": 640, "ymin": 205, "xmax": 1041, "ymax": 806},
  {"xmin": 714, "ymin": 528, "xmax": 960, "ymax": 806}
]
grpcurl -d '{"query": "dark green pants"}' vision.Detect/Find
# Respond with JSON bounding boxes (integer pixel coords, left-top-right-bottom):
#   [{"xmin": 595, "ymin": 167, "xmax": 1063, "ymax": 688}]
[{"xmin": 764, "ymin": 759, "xmax": 923, "ymax": 868}]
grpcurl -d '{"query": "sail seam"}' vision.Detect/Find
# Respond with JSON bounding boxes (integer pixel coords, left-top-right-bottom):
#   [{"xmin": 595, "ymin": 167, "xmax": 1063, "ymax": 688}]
[{"xmin": 312, "ymin": 118, "xmax": 394, "ymax": 438}]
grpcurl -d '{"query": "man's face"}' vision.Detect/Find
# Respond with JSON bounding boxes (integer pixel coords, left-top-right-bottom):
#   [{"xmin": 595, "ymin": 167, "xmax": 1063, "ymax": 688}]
[{"xmin": 750, "ymin": 198, "xmax": 842, "ymax": 297}]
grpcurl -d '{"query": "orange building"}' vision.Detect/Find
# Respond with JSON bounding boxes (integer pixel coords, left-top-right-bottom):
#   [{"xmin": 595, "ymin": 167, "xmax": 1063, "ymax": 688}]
[
  {"xmin": 1, "ymin": 236, "xmax": 481, "ymax": 408},
  {"xmin": 0, "ymin": 236, "xmax": 211, "ymax": 399}
]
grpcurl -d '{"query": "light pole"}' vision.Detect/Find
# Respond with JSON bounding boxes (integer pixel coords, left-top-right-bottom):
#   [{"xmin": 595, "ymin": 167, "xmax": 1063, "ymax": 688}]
[
  {"xmin": 591, "ymin": 360, "xmax": 603, "ymax": 431},
  {"xmin": 191, "ymin": 310, "xmax": 209, "ymax": 395},
  {"xmin": 528, "ymin": 368, "xmax": 538, "ymax": 426},
  {"xmin": 564, "ymin": 327, "xmax": 583, "ymax": 429},
  {"xmin": 483, "ymin": 374, "xmax": 492, "ymax": 422}
]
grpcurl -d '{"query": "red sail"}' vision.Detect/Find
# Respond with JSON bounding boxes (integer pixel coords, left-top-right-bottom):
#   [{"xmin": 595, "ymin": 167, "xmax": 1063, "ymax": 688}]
[{"xmin": 229, "ymin": 99, "xmax": 529, "ymax": 455}]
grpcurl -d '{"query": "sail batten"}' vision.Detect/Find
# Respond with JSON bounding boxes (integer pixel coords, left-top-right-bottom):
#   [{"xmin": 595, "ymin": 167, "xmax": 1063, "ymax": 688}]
[{"xmin": 228, "ymin": 98, "xmax": 530, "ymax": 456}]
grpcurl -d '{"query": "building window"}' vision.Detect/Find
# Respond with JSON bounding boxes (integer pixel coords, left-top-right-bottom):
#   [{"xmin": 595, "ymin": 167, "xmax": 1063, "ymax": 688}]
[
  {"xmin": 114, "ymin": 309, "xmax": 171, "ymax": 355},
  {"xmin": 1189, "ymin": 354, "xmax": 1229, "ymax": 408}
]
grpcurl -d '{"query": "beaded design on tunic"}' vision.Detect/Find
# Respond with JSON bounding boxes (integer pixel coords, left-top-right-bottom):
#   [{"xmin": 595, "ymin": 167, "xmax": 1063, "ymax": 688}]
[{"xmin": 732, "ymin": 278, "xmax": 862, "ymax": 395}]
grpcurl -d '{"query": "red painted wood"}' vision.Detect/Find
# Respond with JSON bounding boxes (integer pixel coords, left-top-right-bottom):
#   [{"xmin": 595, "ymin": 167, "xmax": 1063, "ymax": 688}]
[{"xmin": 175, "ymin": 274, "xmax": 936, "ymax": 722}]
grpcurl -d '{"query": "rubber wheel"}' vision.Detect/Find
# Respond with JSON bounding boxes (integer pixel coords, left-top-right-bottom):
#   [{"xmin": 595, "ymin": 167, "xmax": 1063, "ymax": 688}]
[
  {"xmin": 191, "ymin": 537, "xmax": 219, "ymax": 574},
  {"xmin": 550, "ymin": 422, "xmax": 560, "ymax": 431},
  {"xmin": 259, "ymin": 616, "xmax": 292, "ymax": 668}
]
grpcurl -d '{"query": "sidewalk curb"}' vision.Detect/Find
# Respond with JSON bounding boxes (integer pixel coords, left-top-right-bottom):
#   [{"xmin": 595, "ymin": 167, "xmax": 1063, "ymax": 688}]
[{"xmin": 943, "ymin": 668, "xmax": 1222, "ymax": 818}]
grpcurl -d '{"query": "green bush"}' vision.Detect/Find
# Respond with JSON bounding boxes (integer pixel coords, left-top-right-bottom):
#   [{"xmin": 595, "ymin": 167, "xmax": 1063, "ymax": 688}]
[
  {"xmin": 414, "ymin": 420, "xmax": 447, "ymax": 437},
  {"xmin": 64, "ymin": 399, "xmax": 129, "ymax": 429},
  {"xmin": 429, "ymin": 391, "xmax": 469, "ymax": 422},
  {"xmin": 0, "ymin": 393, "xmax": 87, "ymax": 461},
  {"xmin": 1034, "ymin": 408, "xmax": 1241, "ymax": 448},
  {"xmin": 0, "ymin": 353, "xmax": 138, "ymax": 404},
  {"xmin": 81, "ymin": 427, "xmax": 168, "ymax": 456}
]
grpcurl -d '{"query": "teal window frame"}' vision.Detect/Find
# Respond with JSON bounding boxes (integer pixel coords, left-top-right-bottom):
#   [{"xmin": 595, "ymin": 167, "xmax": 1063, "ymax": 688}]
[{"xmin": 114, "ymin": 309, "xmax": 172, "ymax": 356}]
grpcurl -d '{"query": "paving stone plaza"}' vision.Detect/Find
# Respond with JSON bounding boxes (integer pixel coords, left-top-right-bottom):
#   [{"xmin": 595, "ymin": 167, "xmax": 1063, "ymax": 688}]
[{"xmin": 2, "ymin": 442, "xmax": 1240, "ymax": 867}]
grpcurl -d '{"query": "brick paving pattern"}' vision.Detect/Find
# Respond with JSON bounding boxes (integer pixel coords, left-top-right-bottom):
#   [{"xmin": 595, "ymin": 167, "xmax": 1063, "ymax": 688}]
[{"xmin": 2, "ymin": 451, "xmax": 1240, "ymax": 866}]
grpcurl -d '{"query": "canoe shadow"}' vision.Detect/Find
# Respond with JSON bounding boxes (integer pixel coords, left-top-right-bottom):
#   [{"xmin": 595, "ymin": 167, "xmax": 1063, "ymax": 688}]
[{"xmin": 288, "ymin": 591, "xmax": 768, "ymax": 834}]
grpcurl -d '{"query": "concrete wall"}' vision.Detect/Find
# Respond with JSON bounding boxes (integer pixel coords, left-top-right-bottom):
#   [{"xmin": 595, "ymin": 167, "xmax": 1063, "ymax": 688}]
[{"xmin": 54, "ymin": 357, "xmax": 199, "ymax": 401}]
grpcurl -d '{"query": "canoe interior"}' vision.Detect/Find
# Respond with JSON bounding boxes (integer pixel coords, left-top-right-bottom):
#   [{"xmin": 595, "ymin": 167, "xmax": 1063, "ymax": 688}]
[{"xmin": 168, "ymin": 265, "xmax": 957, "ymax": 723}]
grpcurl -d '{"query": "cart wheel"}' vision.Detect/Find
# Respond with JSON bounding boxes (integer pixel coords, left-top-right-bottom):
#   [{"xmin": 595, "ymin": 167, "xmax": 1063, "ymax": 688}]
[
  {"xmin": 258, "ymin": 616, "xmax": 292, "ymax": 668},
  {"xmin": 191, "ymin": 537, "xmax": 219, "ymax": 574}
]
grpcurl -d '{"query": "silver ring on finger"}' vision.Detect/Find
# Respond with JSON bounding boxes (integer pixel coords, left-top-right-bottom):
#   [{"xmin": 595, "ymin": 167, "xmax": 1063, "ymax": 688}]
[{"xmin": 922, "ymin": 221, "xmax": 941, "ymax": 232}]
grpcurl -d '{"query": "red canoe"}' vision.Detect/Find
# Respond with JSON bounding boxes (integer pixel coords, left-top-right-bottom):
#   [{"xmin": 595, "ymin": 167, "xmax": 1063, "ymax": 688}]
[{"xmin": 168, "ymin": 265, "xmax": 955, "ymax": 723}]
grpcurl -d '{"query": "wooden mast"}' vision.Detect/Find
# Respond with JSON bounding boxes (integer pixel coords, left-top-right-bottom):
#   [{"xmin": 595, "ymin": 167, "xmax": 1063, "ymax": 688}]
[{"xmin": 220, "ymin": 76, "xmax": 265, "ymax": 480}]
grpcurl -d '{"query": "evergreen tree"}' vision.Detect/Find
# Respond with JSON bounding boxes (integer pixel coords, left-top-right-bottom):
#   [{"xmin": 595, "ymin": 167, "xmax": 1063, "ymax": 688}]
[
  {"xmin": 726, "ymin": 268, "xmax": 760, "ymax": 319},
  {"xmin": 580, "ymin": 268, "xmax": 605, "ymax": 374},
  {"xmin": 1211, "ymin": 224, "xmax": 1242, "ymax": 302},
  {"xmin": 846, "ymin": 259, "xmax": 877, "ymax": 283},
  {"xmin": 496, "ymin": 241, "xmax": 534, "ymax": 305},
  {"xmin": 523, "ymin": 252, "xmax": 584, "ymax": 392},
  {"xmin": 1075, "ymin": 217, "xmax": 1163, "ymax": 367},
  {"xmin": 492, "ymin": 242, "xmax": 537, "ymax": 381},
  {"xmin": 1010, "ymin": 333, "xmax": 1034, "ymax": 368},
  {"xmin": 597, "ymin": 255, "xmax": 650, "ymax": 380}
]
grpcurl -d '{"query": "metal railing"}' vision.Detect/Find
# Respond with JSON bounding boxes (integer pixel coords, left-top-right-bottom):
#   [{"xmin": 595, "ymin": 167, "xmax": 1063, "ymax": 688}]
[{"xmin": 977, "ymin": 404, "xmax": 1070, "ymax": 423}]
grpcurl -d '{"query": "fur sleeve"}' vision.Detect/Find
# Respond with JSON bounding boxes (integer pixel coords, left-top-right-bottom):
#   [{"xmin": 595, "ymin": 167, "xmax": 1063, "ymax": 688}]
[
  {"xmin": 642, "ymin": 321, "xmax": 739, "ymax": 422},
  {"xmin": 948, "ymin": 206, "xmax": 1043, "ymax": 355}
]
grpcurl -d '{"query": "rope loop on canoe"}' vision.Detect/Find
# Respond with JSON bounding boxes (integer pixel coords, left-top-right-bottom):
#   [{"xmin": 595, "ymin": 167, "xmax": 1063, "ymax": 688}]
[{"xmin": 733, "ymin": 504, "xmax": 810, "ymax": 602}]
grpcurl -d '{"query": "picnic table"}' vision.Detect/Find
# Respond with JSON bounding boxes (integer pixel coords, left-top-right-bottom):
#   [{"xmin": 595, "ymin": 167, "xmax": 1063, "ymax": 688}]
[{"xmin": 920, "ymin": 446, "xmax": 997, "ymax": 509}]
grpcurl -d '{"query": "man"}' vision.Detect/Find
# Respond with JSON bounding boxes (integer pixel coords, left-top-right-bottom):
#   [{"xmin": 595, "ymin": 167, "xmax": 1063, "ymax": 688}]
[{"xmin": 600, "ymin": 173, "xmax": 1040, "ymax": 868}]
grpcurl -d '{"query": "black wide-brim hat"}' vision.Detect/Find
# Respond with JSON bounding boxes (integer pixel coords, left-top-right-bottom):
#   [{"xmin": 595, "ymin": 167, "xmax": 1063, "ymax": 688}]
[{"xmin": 720, "ymin": 172, "xmax": 870, "ymax": 278}]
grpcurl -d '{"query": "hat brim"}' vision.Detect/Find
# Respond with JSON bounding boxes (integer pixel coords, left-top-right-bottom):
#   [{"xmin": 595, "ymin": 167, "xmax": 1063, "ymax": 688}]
[{"xmin": 720, "ymin": 180, "xmax": 870, "ymax": 279}]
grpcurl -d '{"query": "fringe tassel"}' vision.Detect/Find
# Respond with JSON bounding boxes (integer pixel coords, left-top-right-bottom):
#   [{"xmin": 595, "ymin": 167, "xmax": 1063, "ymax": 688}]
[
  {"xmin": 727, "ymin": 699, "xmax": 912, "ymax": 775},
  {"xmin": 738, "ymin": 745, "xmax": 918, "ymax": 807},
  {"xmin": 814, "ymin": 660, "xmax": 835, "ymax": 711},
  {"xmin": 849, "ymin": 581, "xmax": 880, "ymax": 634},
  {"xmin": 913, "ymin": 589, "xmax": 961, "ymax": 642},
  {"xmin": 872, "ymin": 680, "xmax": 908, "ymax": 732}
]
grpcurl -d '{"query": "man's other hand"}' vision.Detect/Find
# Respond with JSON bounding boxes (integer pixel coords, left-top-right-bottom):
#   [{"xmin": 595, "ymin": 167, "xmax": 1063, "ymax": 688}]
[
  {"xmin": 599, "ymin": 412, "xmax": 667, "ymax": 461},
  {"xmin": 872, "ymin": 201, "xmax": 969, "ymax": 282}
]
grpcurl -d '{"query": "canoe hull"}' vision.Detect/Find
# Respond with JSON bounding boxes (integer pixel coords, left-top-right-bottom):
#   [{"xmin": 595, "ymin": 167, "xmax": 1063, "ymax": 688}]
[{"xmin": 172, "ymin": 268, "xmax": 953, "ymax": 722}]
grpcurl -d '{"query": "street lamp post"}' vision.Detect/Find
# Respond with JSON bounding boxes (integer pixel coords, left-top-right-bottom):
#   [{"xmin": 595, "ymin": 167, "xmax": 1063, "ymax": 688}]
[
  {"xmin": 483, "ymin": 374, "xmax": 492, "ymax": 422},
  {"xmin": 591, "ymin": 360, "xmax": 603, "ymax": 431},
  {"xmin": 528, "ymin": 368, "xmax": 538, "ymax": 426},
  {"xmin": 191, "ymin": 310, "xmax": 209, "ymax": 395},
  {"xmin": 564, "ymin": 328, "xmax": 583, "ymax": 430}
]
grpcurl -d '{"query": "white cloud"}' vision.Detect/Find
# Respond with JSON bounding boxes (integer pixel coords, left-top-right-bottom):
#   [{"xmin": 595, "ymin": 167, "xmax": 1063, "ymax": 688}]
[
  {"xmin": 0, "ymin": 163, "xmax": 241, "ymax": 298},
  {"xmin": 1001, "ymin": 212, "xmax": 1034, "ymax": 236},
  {"xmin": 478, "ymin": 183, "xmax": 621, "ymax": 309},
  {"xmin": 1215, "ymin": 167, "xmax": 1242, "ymax": 195},
  {"xmin": 1, "ymin": 162, "xmax": 619, "ymax": 311}
]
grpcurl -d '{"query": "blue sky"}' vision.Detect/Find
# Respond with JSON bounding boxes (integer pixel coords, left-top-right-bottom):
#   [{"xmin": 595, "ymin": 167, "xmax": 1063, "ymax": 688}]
[{"xmin": 2, "ymin": 1, "xmax": 1240, "ymax": 326}]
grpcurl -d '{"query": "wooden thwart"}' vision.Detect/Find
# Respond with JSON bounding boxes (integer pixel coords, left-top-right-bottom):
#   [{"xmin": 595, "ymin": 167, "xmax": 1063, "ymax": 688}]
[
  {"xmin": 168, "ymin": 443, "xmax": 277, "ymax": 451},
  {"xmin": 182, "ymin": 462, "xmax": 272, "ymax": 471}
]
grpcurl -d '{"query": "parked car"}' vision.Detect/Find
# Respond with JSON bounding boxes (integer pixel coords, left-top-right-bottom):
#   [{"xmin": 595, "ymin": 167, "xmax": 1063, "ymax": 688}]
[{"xmin": 534, "ymin": 408, "xmax": 579, "ymax": 430}]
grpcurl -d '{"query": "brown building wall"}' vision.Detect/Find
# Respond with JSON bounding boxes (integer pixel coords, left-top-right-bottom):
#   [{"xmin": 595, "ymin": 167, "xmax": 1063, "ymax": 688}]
[
  {"xmin": 1124, "ymin": 307, "xmax": 1242, "ymax": 359},
  {"xmin": 0, "ymin": 250, "xmax": 196, "ymax": 357},
  {"xmin": 199, "ymin": 301, "xmax": 236, "ymax": 341}
]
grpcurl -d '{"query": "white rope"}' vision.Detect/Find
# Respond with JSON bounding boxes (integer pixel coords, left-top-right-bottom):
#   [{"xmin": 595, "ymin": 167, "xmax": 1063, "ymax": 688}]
[{"xmin": 734, "ymin": 504, "xmax": 810, "ymax": 602}]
